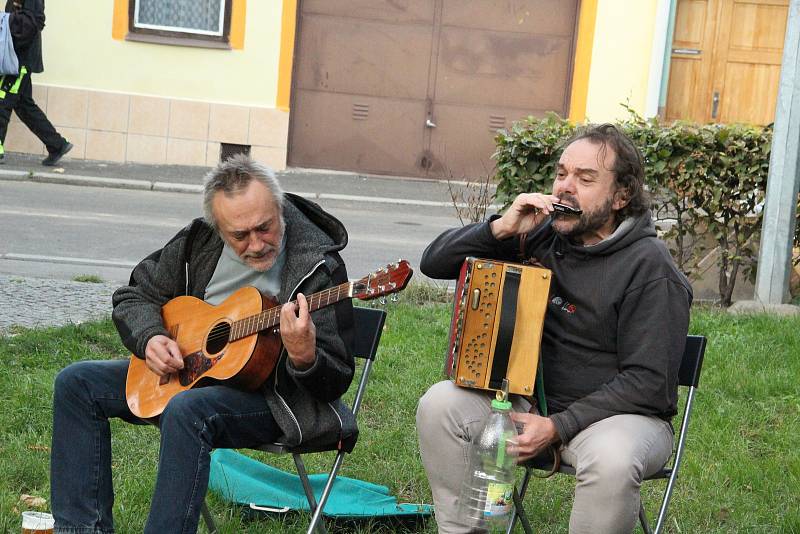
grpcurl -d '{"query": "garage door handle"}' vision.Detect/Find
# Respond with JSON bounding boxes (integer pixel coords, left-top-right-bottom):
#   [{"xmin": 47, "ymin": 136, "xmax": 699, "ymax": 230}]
[{"xmin": 425, "ymin": 119, "xmax": 437, "ymax": 128}]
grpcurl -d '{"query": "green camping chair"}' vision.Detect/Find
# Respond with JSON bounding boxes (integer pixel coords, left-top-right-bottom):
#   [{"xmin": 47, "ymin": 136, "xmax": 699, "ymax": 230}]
[
  {"xmin": 202, "ymin": 306, "xmax": 387, "ymax": 534},
  {"xmin": 510, "ymin": 335, "xmax": 707, "ymax": 534}
]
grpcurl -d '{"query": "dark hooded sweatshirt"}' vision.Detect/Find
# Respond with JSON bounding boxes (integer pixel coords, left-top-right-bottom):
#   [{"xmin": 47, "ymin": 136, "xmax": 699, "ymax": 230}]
[
  {"xmin": 112, "ymin": 193, "xmax": 358, "ymax": 451},
  {"xmin": 420, "ymin": 211, "xmax": 692, "ymax": 443}
]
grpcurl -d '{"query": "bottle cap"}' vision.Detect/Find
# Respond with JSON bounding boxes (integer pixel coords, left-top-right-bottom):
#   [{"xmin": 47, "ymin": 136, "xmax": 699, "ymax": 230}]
[{"xmin": 491, "ymin": 397, "xmax": 512, "ymax": 411}]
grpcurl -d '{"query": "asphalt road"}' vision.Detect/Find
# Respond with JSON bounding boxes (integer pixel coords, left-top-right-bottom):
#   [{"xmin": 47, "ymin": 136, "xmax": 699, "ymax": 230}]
[{"xmin": 0, "ymin": 180, "xmax": 464, "ymax": 288}]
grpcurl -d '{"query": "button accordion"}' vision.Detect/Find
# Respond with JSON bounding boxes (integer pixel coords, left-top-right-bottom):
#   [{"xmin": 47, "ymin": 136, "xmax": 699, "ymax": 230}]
[{"xmin": 445, "ymin": 257, "xmax": 552, "ymax": 396}]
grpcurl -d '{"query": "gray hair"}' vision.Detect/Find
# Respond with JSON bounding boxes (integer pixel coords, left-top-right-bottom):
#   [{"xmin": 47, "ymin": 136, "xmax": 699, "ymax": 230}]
[{"xmin": 203, "ymin": 154, "xmax": 284, "ymax": 231}]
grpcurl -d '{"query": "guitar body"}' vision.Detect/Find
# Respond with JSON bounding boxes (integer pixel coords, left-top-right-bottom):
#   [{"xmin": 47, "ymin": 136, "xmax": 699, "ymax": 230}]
[{"xmin": 125, "ymin": 286, "xmax": 282, "ymax": 419}]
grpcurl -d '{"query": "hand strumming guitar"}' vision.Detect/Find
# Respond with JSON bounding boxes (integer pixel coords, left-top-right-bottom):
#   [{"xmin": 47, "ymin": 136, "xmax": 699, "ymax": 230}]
[
  {"xmin": 144, "ymin": 335, "xmax": 184, "ymax": 376},
  {"xmin": 280, "ymin": 293, "xmax": 317, "ymax": 370}
]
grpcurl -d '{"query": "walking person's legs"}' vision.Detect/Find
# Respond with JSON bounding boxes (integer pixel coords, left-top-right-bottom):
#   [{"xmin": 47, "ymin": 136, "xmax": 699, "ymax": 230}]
[
  {"xmin": 12, "ymin": 70, "xmax": 71, "ymax": 165},
  {"xmin": 0, "ymin": 73, "xmax": 20, "ymax": 162},
  {"xmin": 0, "ymin": 104, "xmax": 12, "ymax": 162}
]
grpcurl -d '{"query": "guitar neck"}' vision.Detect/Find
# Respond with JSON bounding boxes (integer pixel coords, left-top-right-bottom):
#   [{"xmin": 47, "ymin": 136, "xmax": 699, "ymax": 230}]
[{"xmin": 229, "ymin": 281, "xmax": 353, "ymax": 341}]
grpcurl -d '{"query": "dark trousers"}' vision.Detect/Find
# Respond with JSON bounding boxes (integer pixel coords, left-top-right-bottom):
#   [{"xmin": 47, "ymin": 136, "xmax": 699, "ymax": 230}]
[
  {"xmin": 51, "ymin": 359, "xmax": 283, "ymax": 534},
  {"xmin": 0, "ymin": 66, "xmax": 65, "ymax": 154}
]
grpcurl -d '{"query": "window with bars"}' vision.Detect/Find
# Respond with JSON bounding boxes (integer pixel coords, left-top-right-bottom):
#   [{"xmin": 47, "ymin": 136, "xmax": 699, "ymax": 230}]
[{"xmin": 128, "ymin": 0, "xmax": 232, "ymax": 48}]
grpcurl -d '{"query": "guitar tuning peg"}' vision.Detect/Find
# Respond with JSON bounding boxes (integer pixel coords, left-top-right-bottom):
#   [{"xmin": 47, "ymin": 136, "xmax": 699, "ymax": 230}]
[
  {"xmin": 379, "ymin": 296, "xmax": 387, "ymax": 305},
  {"xmin": 390, "ymin": 294, "xmax": 399, "ymax": 302}
]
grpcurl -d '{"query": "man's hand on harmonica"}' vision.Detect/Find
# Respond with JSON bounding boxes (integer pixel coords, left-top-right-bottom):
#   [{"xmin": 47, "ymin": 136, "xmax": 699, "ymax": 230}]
[
  {"xmin": 490, "ymin": 193, "xmax": 561, "ymax": 240},
  {"xmin": 509, "ymin": 412, "xmax": 560, "ymax": 461}
]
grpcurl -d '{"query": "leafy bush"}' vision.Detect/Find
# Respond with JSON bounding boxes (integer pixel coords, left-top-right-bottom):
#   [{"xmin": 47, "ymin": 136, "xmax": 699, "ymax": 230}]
[
  {"xmin": 494, "ymin": 112, "xmax": 576, "ymax": 207},
  {"xmin": 493, "ymin": 111, "xmax": 792, "ymax": 307}
]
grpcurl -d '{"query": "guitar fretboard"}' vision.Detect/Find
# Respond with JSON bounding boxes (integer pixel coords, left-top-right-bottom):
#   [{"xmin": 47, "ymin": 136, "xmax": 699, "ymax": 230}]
[{"xmin": 229, "ymin": 282, "xmax": 353, "ymax": 341}]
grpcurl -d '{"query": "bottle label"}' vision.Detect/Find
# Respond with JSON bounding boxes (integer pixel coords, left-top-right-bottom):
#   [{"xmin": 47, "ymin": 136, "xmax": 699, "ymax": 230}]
[{"xmin": 483, "ymin": 482, "xmax": 513, "ymax": 517}]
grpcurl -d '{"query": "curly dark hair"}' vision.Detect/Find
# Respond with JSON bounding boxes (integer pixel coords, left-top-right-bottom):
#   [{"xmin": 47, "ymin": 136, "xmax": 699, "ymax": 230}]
[{"xmin": 563, "ymin": 123, "xmax": 649, "ymax": 221}]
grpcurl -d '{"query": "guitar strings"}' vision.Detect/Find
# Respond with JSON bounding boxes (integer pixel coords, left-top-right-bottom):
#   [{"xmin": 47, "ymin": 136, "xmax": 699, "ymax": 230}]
[
  {"xmin": 201, "ymin": 282, "xmax": 356, "ymax": 346},
  {"xmin": 198, "ymin": 269, "xmax": 396, "ymax": 347}
]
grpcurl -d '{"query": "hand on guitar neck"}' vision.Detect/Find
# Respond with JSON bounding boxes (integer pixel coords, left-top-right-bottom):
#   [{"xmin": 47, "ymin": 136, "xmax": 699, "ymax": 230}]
[
  {"xmin": 145, "ymin": 293, "xmax": 319, "ymax": 376},
  {"xmin": 278, "ymin": 293, "xmax": 316, "ymax": 370}
]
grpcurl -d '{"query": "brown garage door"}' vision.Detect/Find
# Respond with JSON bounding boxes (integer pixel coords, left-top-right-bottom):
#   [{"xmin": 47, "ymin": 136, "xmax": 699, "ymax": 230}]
[{"xmin": 289, "ymin": 0, "xmax": 578, "ymax": 180}]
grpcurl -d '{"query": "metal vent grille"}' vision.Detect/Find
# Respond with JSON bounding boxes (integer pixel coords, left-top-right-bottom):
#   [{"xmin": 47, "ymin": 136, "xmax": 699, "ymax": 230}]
[
  {"xmin": 352, "ymin": 103, "xmax": 369, "ymax": 120},
  {"xmin": 489, "ymin": 115, "xmax": 506, "ymax": 132},
  {"xmin": 220, "ymin": 143, "xmax": 251, "ymax": 162}
]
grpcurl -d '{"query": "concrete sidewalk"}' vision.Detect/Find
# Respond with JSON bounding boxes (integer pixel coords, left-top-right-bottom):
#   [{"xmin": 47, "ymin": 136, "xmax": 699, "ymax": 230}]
[
  {"xmin": 0, "ymin": 274, "xmax": 117, "ymax": 335},
  {"xmin": 0, "ymin": 153, "xmax": 494, "ymax": 208}
]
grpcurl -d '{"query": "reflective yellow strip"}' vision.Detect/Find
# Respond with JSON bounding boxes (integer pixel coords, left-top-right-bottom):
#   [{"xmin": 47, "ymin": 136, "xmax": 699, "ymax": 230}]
[{"xmin": 9, "ymin": 66, "xmax": 28, "ymax": 94}]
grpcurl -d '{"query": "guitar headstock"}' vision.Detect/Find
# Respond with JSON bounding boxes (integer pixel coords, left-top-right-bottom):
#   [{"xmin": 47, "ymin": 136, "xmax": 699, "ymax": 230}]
[{"xmin": 353, "ymin": 260, "xmax": 413, "ymax": 301}]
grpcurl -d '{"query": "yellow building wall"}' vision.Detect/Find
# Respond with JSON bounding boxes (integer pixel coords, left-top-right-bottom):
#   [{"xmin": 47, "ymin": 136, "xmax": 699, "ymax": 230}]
[
  {"xmin": 583, "ymin": 0, "xmax": 659, "ymax": 122},
  {"xmin": 39, "ymin": 0, "xmax": 281, "ymax": 107},
  {"xmin": 6, "ymin": 0, "xmax": 292, "ymax": 169}
]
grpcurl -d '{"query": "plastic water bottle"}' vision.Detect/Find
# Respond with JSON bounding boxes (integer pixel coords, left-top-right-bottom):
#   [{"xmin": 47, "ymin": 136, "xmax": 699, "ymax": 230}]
[{"xmin": 459, "ymin": 388, "xmax": 519, "ymax": 533}]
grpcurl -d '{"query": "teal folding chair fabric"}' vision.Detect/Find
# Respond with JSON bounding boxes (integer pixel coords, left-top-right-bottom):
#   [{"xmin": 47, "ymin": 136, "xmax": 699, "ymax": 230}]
[{"xmin": 209, "ymin": 448, "xmax": 432, "ymax": 519}]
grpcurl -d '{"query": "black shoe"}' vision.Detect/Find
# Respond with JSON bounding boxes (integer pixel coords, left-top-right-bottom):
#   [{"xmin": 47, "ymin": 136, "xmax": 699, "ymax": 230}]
[
  {"xmin": 42, "ymin": 141, "xmax": 73, "ymax": 166},
  {"xmin": 0, "ymin": 153, "xmax": 4, "ymax": 164}
]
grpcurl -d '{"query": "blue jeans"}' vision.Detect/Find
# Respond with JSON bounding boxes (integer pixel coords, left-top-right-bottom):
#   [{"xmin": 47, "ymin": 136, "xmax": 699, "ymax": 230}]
[{"xmin": 51, "ymin": 359, "xmax": 281, "ymax": 533}]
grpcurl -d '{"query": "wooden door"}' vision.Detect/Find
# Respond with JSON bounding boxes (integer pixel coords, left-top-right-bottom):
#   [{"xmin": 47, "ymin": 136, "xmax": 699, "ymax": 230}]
[{"xmin": 665, "ymin": 0, "xmax": 788, "ymax": 125}]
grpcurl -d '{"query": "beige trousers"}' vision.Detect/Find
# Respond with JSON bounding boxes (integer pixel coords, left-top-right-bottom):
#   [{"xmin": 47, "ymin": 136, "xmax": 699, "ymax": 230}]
[{"xmin": 416, "ymin": 381, "xmax": 673, "ymax": 534}]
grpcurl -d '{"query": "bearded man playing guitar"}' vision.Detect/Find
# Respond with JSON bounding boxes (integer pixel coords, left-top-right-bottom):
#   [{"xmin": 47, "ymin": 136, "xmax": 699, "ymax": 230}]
[{"xmin": 50, "ymin": 154, "xmax": 358, "ymax": 534}]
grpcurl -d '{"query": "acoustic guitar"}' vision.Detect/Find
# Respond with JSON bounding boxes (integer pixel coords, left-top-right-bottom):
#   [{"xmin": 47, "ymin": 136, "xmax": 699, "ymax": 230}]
[{"xmin": 125, "ymin": 260, "xmax": 412, "ymax": 418}]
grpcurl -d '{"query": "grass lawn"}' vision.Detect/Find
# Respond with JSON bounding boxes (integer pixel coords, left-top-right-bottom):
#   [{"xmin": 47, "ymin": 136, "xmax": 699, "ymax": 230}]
[{"xmin": 0, "ymin": 291, "xmax": 798, "ymax": 533}]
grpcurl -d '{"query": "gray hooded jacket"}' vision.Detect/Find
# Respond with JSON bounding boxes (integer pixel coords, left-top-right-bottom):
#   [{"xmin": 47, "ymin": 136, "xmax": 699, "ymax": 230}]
[{"xmin": 112, "ymin": 193, "xmax": 358, "ymax": 451}]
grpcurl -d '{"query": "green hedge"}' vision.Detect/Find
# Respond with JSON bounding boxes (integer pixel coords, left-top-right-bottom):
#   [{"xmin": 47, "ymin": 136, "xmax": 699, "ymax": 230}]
[{"xmin": 493, "ymin": 111, "xmax": 795, "ymax": 306}]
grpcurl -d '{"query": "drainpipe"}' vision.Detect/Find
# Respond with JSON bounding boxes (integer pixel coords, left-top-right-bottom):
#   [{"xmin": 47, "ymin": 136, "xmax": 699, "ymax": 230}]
[
  {"xmin": 658, "ymin": 0, "xmax": 678, "ymax": 118},
  {"xmin": 646, "ymin": 0, "xmax": 675, "ymax": 118}
]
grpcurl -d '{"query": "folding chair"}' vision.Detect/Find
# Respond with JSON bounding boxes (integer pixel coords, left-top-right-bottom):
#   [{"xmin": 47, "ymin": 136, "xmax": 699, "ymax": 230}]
[
  {"xmin": 510, "ymin": 335, "xmax": 707, "ymax": 534},
  {"xmin": 201, "ymin": 306, "xmax": 387, "ymax": 534}
]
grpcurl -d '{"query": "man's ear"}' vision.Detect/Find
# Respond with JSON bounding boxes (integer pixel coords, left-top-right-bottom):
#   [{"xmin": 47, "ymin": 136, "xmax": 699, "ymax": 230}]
[{"xmin": 613, "ymin": 187, "xmax": 630, "ymax": 210}]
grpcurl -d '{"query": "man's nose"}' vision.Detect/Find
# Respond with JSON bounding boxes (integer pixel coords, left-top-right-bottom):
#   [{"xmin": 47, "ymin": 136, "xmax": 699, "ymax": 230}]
[
  {"xmin": 554, "ymin": 174, "xmax": 576, "ymax": 195},
  {"xmin": 246, "ymin": 233, "xmax": 263, "ymax": 251}
]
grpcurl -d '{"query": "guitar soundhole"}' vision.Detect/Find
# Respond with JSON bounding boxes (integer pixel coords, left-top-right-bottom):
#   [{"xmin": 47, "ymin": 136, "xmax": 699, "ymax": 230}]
[{"xmin": 206, "ymin": 321, "xmax": 231, "ymax": 355}]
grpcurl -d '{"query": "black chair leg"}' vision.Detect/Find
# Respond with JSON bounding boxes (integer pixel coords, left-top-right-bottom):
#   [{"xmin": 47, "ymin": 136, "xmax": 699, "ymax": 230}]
[
  {"xmin": 639, "ymin": 502, "xmax": 653, "ymax": 534},
  {"xmin": 201, "ymin": 501, "xmax": 218, "ymax": 534},
  {"xmin": 293, "ymin": 454, "xmax": 329, "ymax": 534},
  {"xmin": 511, "ymin": 487, "xmax": 534, "ymax": 534}
]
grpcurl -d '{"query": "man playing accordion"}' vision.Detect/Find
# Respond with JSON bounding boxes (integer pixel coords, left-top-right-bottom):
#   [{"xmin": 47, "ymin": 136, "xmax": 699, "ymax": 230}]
[{"xmin": 417, "ymin": 124, "xmax": 692, "ymax": 533}]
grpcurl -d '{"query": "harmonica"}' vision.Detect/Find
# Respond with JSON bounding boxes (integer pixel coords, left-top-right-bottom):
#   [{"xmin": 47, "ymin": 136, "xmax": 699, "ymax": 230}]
[{"xmin": 552, "ymin": 202, "xmax": 582, "ymax": 215}]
